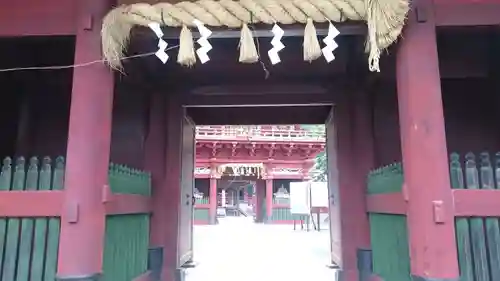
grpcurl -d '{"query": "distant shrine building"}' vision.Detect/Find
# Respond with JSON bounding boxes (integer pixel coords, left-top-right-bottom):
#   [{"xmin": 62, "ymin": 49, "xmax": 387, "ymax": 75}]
[{"xmin": 193, "ymin": 125, "xmax": 325, "ymax": 224}]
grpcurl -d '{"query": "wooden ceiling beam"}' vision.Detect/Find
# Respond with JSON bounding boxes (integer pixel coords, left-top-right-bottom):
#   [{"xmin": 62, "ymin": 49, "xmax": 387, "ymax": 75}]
[
  {"xmin": 183, "ymin": 93, "xmax": 337, "ymax": 107},
  {"xmin": 434, "ymin": 4, "xmax": 500, "ymax": 26}
]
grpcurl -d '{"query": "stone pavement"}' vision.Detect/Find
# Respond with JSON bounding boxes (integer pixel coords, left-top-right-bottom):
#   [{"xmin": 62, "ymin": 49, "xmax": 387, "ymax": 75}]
[{"xmin": 185, "ymin": 216, "xmax": 337, "ymax": 281}]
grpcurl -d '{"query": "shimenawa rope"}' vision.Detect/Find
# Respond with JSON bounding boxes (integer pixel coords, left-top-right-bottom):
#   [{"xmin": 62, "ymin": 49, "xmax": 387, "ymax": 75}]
[{"xmin": 101, "ymin": 0, "xmax": 408, "ymax": 72}]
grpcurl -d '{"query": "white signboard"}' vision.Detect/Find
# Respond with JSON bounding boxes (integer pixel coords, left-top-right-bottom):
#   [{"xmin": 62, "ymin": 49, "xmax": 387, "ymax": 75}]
[
  {"xmin": 310, "ymin": 181, "xmax": 329, "ymax": 207},
  {"xmin": 290, "ymin": 181, "xmax": 310, "ymax": 214}
]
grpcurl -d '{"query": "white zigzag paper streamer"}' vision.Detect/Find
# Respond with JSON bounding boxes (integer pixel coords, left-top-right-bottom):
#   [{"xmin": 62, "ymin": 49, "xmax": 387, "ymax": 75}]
[
  {"xmin": 193, "ymin": 19, "xmax": 212, "ymax": 64},
  {"xmin": 148, "ymin": 22, "xmax": 169, "ymax": 63},
  {"xmin": 268, "ymin": 24, "xmax": 285, "ymax": 65},
  {"xmin": 322, "ymin": 22, "xmax": 340, "ymax": 63}
]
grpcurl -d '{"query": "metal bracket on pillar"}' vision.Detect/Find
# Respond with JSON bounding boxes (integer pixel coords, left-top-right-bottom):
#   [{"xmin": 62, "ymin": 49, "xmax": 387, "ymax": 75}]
[
  {"xmin": 102, "ymin": 184, "xmax": 113, "ymax": 203},
  {"xmin": 432, "ymin": 200, "xmax": 445, "ymax": 224},
  {"xmin": 402, "ymin": 182, "xmax": 409, "ymax": 202},
  {"xmin": 81, "ymin": 14, "xmax": 94, "ymax": 31},
  {"xmin": 415, "ymin": 5, "xmax": 428, "ymax": 23},
  {"xmin": 65, "ymin": 201, "xmax": 80, "ymax": 224}
]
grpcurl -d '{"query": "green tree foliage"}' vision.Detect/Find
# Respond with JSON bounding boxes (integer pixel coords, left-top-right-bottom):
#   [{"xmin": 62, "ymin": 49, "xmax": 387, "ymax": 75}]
[
  {"xmin": 300, "ymin": 125, "xmax": 327, "ymax": 181},
  {"xmin": 313, "ymin": 151, "xmax": 327, "ymax": 181}
]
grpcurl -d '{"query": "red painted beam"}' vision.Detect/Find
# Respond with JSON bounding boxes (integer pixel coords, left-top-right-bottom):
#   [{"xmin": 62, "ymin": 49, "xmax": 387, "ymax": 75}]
[
  {"xmin": 273, "ymin": 203, "xmax": 290, "ymax": 208},
  {"xmin": 194, "ymin": 220, "xmax": 210, "ymax": 225},
  {"xmin": 271, "ymin": 174, "xmax": 305, "ymax": 179},
  {"xmin": 269, "ymin": 220, "xmax": 298, "ymax": 224},
  {"xmin": 365, "ymin": 193, "xmax": 407, "ymax": 215},
  {"xmin": 104, "ymin": 194, "xmax": 152, "ymax": 215},
  {"xmin": 0, "ymin": 0, "xmax": 76, "ymax": 36},
  {"xmin": 0, "ymin": 191, "xmax": 64, "ymax": 217},
  {"xmin": 183, "ymin": 93, "xmax": 336, "ymax": 107},
  {"xmin": 195, "ymin": 204, "xmax": 210, "ymax": 209},
  {"xmin": 453, "ymin": 189, "xmax": 500, "ymax": 217},
  {"xmin": 190, "ymin": 83, "xmax": 328, "ymax": 96},
  {"xmin": 311, "ymin": 207, "xmax": 329, "ymax": 213},
  {"xmin": 435, "ymin": 3, "xmax": 500, "ymax": 26}
]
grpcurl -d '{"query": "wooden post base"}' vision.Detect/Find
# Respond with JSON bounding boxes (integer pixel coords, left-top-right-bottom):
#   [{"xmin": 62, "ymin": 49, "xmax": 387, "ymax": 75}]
[
  {"xmin": 148, "ymin": 247, "xmax": 164, "ymax": 280},
  {"xmin": 174, "ymin": 269, "xmax": 186, "ymax": 281},
  {"xmin": 335, "ymin": 248, "xmax": 375, "ymax": 281}
]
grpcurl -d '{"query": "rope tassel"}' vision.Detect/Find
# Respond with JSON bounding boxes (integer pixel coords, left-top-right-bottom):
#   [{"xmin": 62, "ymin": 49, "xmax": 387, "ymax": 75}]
[
  {"xmin": 239, "ymin": 23, "xmax": 259, "ymax": 64},
  {"xmin": 303, "ymin": 18, "xmax": 321, "ymax": 63},
  {"xmin": 101, "ymin": 0, "xmax": 410, "ymax": 71},
  {"xmin": 177, "ymin": 25, "xmax": 197, "ymax": 67}
]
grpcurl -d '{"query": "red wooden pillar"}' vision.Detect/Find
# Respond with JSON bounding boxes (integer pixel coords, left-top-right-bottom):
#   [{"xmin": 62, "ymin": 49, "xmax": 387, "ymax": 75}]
[
  {"xmin": 209, "ymin": 164, "xmax": 219, "ymax": 224},
  {"xmin": 56, "ymin": 0, "xmax": 113, "ymax": 279},
  {"xmin": 243, "ymin": 186, "xmax": 249, "ymax": 202},
  {"xmin": 348, "ymin": 91, "xmax": 374, "ymax": 280},
  {"xmin": 255, "ymin": 180, "xmax": 265, "ymax": 222},
  {"xmin": 302, "ymin": 160, "xmax": 315, "ymax": 181},
  {"xmin": 396, "ymin": 1, "xmax": 459, "ymax": 280},
  {"xmin": 249, "ymin": 182, "xmax": 255, "ymax": 206},
  {"xmin": 329, "ymin": 97, "xmax": 367, "ymax": 281},
  {"xmin": 265, "ymin": 178, "xmax": 273, "ymax": 222},
  {"xmin": 145, "ymin": 93, "xmax": 166, "ymax": 280}
]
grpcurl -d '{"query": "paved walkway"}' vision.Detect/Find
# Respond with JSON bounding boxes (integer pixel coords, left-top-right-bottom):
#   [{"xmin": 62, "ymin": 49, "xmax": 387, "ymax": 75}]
[{"xmin": 186, "ymin": 217, "xmax": 337, "ymax": 281}]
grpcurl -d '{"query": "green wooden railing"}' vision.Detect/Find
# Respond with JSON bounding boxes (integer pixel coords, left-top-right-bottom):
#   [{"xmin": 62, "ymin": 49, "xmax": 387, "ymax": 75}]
[
  {"xmin": 366, "ymin": 163, "xmax": 411, "ymax": 281},
  {"xmin": 108, "ymin": 163, "xmax": 151, "ymax": 196},
  {"xmin": 0, "ymin": 157, "xmax": 152, "ymax": 281},
  {"xmin": 261, "ymin": 198, "xmax": 307, "ymax": 222},
  {"xmin": 0, "ymin": 156, "xmax": 63, "ymax": 281},
  {"xmin": 367, "ymin": 152, "xmax": 500, "ymax": 281},
  {"xmin": 450, "ymin": 152, "xmax": 500, "ymax": 281},
  {"xmin": 194, "ymin": 197, "xmax": 210, "ymax": 222},
  {"xmin": 103, "ymin": 163, "xmax": 151, "ymax": 281}
]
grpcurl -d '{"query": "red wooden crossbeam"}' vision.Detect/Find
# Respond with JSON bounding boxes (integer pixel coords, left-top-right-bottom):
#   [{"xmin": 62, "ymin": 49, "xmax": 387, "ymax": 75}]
[
  {"xmin": 367, "ymin": 189, "xmax": 500, "ymax": 217},
  {"xmin": 365, "ymin": 193, "xmax": 407, "ymax": 215},
  {"xmin": 452, "ymin": 189, "xmax": 500, "ymax": 217},
  {"xmin": 434, "ymin": 3, "xmax": 500, "ymax": 26},
  {"xmin": 104, "ymin": 193, "xmax": 152, "ymax": 215},
  {"xmin": 0, "ymin": 190, "xmax": 151, "ymax": 218},
  {"xmin": 0, "ymin": 191, "xmax": 64, "ymax": 217},
  {"xmin": 194, "ymin": 204, "xmax": 210, "ymax": 209}
]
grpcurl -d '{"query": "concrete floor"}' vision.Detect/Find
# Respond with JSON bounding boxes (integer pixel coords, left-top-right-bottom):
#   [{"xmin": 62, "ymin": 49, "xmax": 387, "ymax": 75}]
[{"xmin": 185, "ymin": 216, "xmax": 337, "ymax": 281}]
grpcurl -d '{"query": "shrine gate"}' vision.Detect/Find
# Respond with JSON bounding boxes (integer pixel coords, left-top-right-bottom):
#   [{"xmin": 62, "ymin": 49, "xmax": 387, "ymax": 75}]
[{"xmin": 0, "ymin": 0, "xmax": 499, "ymax": 281}]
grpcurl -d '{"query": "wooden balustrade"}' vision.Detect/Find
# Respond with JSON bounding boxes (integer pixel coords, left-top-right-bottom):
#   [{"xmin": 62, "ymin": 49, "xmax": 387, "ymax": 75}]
[{"xmin": 195, "ymin": 125, "xmax": 325, "ymax": 141}]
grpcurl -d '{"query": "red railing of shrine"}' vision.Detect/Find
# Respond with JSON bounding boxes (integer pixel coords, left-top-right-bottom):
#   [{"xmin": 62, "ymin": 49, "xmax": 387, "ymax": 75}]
[{"xmin": 195, "ymin": 126, "xmax": 325, "ymax": 142}]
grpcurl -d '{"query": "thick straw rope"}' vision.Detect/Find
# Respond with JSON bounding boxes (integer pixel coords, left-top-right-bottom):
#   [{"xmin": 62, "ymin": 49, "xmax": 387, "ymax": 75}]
[{"xmin": 102, "ymin": 0, "xmax": 408, "ymax": 71}]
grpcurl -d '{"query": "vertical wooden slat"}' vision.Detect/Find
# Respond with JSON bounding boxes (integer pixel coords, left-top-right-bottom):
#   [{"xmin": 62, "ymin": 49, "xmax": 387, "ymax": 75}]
[
  {"xmin": 369, "ymin": 214, "xmax": 411, "ymax": 281},
  {"xmin": 104, "ymin": 166, "xmax": 152, "ymax": 280},
  {"xmin": 30, "ymin": 157, "xmax": 52, "ymax": 281},
  {"xmin": 43, "ymin": 156, "xmax": 64, "ymax": 281},
  {"xmin": 465, "ymin": 153, "xmax": 490, "ymax": 281},
  {"xmin": 16, "ymin": 157, "xmax": 40, "ymax": 281},
  {"xmin": 367, "ymin": 163, "xmax": 410, "ymax": 281},
  {"xmin": 103, "ymin": 214, "xmax": 150, "ymax": 281},
  {"xmin": 487, "ymin": 152, "xmax": 500, "ymax": 280},
  {"xmin": 0, "ymin": 157, "xmax": 12, "ymax": 275},
  {"xmin": 450, "ymin": 153, "xmax": 473, "ymax": 281},
  {"xmin": 2, "ymin": 157, "xmax": 26, "ymax": 281}
]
